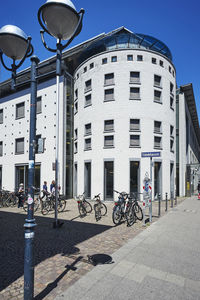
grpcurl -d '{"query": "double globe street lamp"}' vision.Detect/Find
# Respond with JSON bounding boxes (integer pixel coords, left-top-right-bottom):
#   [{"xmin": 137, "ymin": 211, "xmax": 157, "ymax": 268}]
[{"xmin": 0, "ymin": 1, "xmax": 84, "ymax": 299}]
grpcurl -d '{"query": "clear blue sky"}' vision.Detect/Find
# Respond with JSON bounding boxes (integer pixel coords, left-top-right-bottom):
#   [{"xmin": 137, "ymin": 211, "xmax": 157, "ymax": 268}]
[{"xmin": 0, "ymin": 0, "xmax": 200, "ymax": 122}]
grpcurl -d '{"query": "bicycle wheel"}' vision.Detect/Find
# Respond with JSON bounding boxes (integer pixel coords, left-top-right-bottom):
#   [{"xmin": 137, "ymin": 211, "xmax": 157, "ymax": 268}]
[
  {"xmin": 100, "ymin": 203, "xmax": 107, "ymax": 216},
  {"xmin": 94, "ymin": 203, "xmax": 101, "ymax": 221},
  {"xmin": 57, "ymin": 199, "xmax": 66, "ymax": 212},
  {"xmin": 41, "ymin": 201, "xmax": 50, "ymax": 215},
  {"xmin": 78, "ymin": 203, "xmax": 86, "ymax": 217},
  {"xmin": 112, "ymin": 205, "xmax": 122, "ymax": 225},
  {"xmin": 133, "ymin": 202, "xmax": 143, "ymax": 220},
  {"xmin": 34, "ymin": 197, "xmax": 40, "ymax": 212},
  {"xmin": 126, "ymin": 205, "xmax": 136, "ymax": 226},
  {"xmin": 84, "ymin": 200, "xmax": 92, "ymax": 213}
]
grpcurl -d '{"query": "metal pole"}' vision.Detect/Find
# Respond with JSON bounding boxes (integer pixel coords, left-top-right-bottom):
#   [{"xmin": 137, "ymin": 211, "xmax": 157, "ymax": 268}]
[
  {"xmin": 165, "ymin": 192, "xmax": 168, "ymax": 211},
  {"xmin": 54, "ymin": 41, "xmax": 62, "ymax": 228},
  {"xmin": 170, "ymin": 191, "xmax": 173, "ymax": 208},
  {"xmin": 24, "ymin": 55, "xmax": 39, "ymax": 300},
  {"xmin": 149, "ymin": 157, "xmax": 152, "ymax": 222},
  {"xmin": 158, "ymin": 193, "xmax": 161, "ymax": 217}
]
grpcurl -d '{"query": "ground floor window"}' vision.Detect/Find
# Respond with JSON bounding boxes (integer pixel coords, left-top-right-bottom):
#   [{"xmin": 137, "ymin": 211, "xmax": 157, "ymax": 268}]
[
  {"xmin": 154, "ymin": 162, "xmax": 162, "ymax": 198},
  {"xmin": 74, "ymin": 163, "xmax": 77, "ymax": 197},
  {"xmin": 84, "ymin": 162, "xmax": 91, "ymax": 198},
  {"xmin": 130, "ymin": 161, "xmax": 140, "ymax": 196},
  {"xmin": 15, "ymin": 164, "xmax": 40, "ymax": 191},
  {"xmin": 104, "ymin": 161, "xmax": 114, "ymax": 200}
]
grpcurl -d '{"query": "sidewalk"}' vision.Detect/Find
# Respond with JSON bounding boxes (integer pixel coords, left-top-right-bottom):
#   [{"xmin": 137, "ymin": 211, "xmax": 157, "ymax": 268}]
[{"xmin": 55, "ymin": 196, "xmax": 200, "ymax": 300}]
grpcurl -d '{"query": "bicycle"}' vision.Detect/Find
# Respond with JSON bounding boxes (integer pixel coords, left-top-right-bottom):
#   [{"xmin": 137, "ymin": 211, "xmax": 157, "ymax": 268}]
[
  {"xmin": 93, "ymin": 193, "xmax": 107, "ymax": 221},
  {"xmin": 76, "ymin": 192, "xmax": 92, "ymax": 218},
  {"xmin": 112, "ymin": 190, "xmax": 136, "ymax": 226},
  {"xmin": 41, "ymin": 192, "xmax": 66, "ymax": 215},
  {"xmin": 131, "ymin": 192, "xmax": 143, "ymax": 221},
  {"xmin": 0, "ymin": 189, "xmax": 12, "ymax": 207}
]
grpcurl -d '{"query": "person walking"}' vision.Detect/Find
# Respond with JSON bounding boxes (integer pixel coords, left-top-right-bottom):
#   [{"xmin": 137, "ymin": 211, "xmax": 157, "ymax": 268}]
[
  {"xmin": 42, "ymin": 181, "xmax": 49, "ymax": 199},
  {"xmin": 17, "ymin": 183, "xmax": 25, "ymax": 208}
]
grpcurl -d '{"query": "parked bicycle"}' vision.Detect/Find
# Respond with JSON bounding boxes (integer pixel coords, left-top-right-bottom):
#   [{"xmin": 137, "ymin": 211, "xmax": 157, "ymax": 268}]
[
  {"xmin": 41, "ymin": 192, "xmax": 66, "ymax": 215},
  {"xmin": 76, "ymin": 192, "xmax": 92, "ymax": 218},
  {"xmin": 131, "ymin": 192, "xmax": 143, "ymax": 221},
  {"xmin": 112, "ymin": 190, "xmax": 136, "ymax": 226},
  {"xmin": 93, "ymin": 193, "xmax": 107, "ymax": 221},
  {"xmin": 0, "ymin": 189, "xmax": 14, "ymax": 207}
]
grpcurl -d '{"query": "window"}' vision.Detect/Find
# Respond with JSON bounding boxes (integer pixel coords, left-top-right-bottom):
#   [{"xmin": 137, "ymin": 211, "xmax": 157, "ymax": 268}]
[
  {"xmin": 35, "ymin": 135, "xmax": 44, "ymax": 154},
  {"xmin": 85, "ymin": 123, "xmax": 91, "ymax": 135},
  {"xmin": 104, "ymin": 73, "xmax": 114, "ymax": 86},
  {"xmin": 15, "ymin": 138, "xmax": 24, "ymax": 154},
  {"xmin": 85, "ymin": 94, "xmax": 92, "ymax": 107},
  {"xmin": 36, "ymin": 97, "xmax": 42, "ymax": 114},
  {"xmin": 111, "ymin": 56, "xmax": 117, "ymax": 62},
  {"xmin": 74, "ymin": 101, "xmax": 78, "ymax": 114},
  {"xmin": 130, "ymin": 135, "xmax": 140, "ymax": 147},
  {"xmin": 170, "ymin": 125, "xmax": 174, "ymax": 137},
  {"xmin": 154, "ymin": 121, "xmax": 162, "ymax": 133},
  {"xmin": 130, "ymin": 72, "xmax": 140, "ymax": 84},
  {"xmin": 127, "ymin": 55, "xmax": 133, "ymax": 61},
  {"xmin": 170, "ymin": 82, "xmax": 174, "ymax": 94},
  {"xmin": 85, "ymin": 138, "xmax": 91, "ymax": 150},
  {"xmin": 77, "ymin": 73, "xmax": 79, "ymax": 79},
  {"xmin": 130, "ymin": 119, "xmax": 140, "ymax": 131},
  {"xmin": 104, "ymin": 120, "xmax": 114, "ymax": 132},
  {"xmin": 170, "ymin": 139, "xmax": 174, "ymax": 152},
  {"xmin": 0, "ymin": 109, "xmax": 3, "ymax": 124},
  {"xmin": 170, "ymin": 96, "xmax": 174, "ymax": 109},
  {"xmin": 75, "ymin": 89, "xmax": 78, "ymax": 99},
  {"xmin": 90, "ymin": 62, "xmax": 94, "ymax": 69},
  {"xmin": 160, "ymin": 60, "xmax": 164, "ymax": 67},
  {"xmin": 0, "ymin": 142, "xmax": 2, "ymax": 156},
  {"xmin": 16, "ymin": 102, "xmax": 25, "ymax": 119},
  {"xmin": 74, "ymin": 141, "xmax": 78, "ymax": 153},
  {"xmin": 104, "ymin": 89, "xmax": 114, "ymax": 101},
  {"xmin": 154, "ymin": 75, "xmax": 162, "ymax": 88},
  {"xmin": 104, "ymin": 135, "xmax": 114, "ymax": 148},
  {"xmin": 74, "ymin": 128, "xmax": 78, "ymax": 140},
  {"xmin": 102, "ymin": 58, "xmax": 107, "ymax": 64},
  {"xmin": 85, "ymin": 79, "xmax": 92, "ymax": 93},
  {"xmin": 152, "ymin": 57, "xmax": 157, "ymax": 64},
  {"xmin": 154, "ymin": 90, "xmax": 162, "ymax": 103},
  {"xmin": 130, "ymin": 87, "xmax": 140, "ymax": 100},
  {"xmin": 154, "ymin": 136, "xmax": 162, "ymax": 149},
  {"xmin": 137, "ymin": 55, "xmax": 143, "ymax": 61},
  {"xmin": 169, "ymin": 66, "xmax": 172, "ymax": 73},
  {"xmin": 83, "ymin": 66, "xmax": 87, "ymax": 73}
]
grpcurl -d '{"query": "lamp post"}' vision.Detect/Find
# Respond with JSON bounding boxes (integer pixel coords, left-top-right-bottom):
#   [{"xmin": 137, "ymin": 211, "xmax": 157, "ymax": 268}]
[
  {"xmin": 0, "ymin": 25, "xmax": 39, "ymax": 300},
  {"xmin": 38, "ymin": 0, "xmax": 84, "ymax": 227}
]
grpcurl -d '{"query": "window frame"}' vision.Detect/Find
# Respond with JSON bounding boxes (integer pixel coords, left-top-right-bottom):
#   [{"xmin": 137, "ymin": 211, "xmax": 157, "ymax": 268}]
[
  {"xmin": 16, "ymin": 102, "xmax": 25, "ymax": 119},
  {"xmin": 15, "ymin": 137, "xmax": 25, "ymax": 155}
]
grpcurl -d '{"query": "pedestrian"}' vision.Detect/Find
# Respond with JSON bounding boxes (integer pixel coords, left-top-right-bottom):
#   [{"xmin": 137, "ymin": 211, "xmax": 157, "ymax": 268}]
[
  {"xmin": 42, "ymin": 181, "xmax": 48, "ymax": 198},
  {"xmin": 50, "ymin": 180, "xmax": 55, "ymax": 194},
  {"xmin": 17, "ymin": 183, "xmax": 24, "ymax": 208}
]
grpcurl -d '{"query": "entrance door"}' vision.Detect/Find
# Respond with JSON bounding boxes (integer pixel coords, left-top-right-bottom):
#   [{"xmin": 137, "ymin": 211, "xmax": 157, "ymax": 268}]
[
  {"xmin": 154, "ymin": 162, "xmax": 162, "ymax": 198},
  {"xmin": 84, "ymin": 162, "xmax": 91, "ymax": 198},
  {"xmin": 104, "ymin": 161, "xmax": 114, "ymax": 200},
  {"xmin": 130, "ymin": 161, "xmax": 140, "ymax": 196}
]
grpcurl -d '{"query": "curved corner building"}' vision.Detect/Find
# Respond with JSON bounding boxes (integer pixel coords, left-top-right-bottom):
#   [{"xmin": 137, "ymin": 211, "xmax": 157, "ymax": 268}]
[{"xmin": 73, "ymin": 27, "xmax": 176, "ymax": 200}]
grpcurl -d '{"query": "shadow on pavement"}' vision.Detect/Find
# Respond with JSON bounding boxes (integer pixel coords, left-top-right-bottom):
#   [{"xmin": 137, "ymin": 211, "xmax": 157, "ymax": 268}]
[{"xmin": 0, "ymin": 211, "xmax": 112, "ymax": 292}]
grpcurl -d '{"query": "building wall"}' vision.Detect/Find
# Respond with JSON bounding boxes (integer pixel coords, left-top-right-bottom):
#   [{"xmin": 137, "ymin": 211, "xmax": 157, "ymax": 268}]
[
  {"xmin": 0, "ymin": 77, "xmax": 65, "ymax": 192},
  {"xmin": 74, "ymin": 49, "xmax": 176, "ymax": 200}
]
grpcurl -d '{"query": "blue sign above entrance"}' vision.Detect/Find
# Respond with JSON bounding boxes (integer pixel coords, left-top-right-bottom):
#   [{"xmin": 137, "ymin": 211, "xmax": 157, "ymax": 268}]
[{"xmin": 141, "ymin": 152, "xmax": 161, "ymax": 158}]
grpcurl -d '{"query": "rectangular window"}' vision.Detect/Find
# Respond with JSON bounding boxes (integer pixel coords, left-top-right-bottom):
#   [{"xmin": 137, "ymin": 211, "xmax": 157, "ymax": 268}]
[
  {"xmin": 74, "ymin": 141, "xmax": 78, "ymax": 153},
  {"xmin": 137, "ymin": 55, "xmax": 143, "ymax": 61},
  {"xmin": 130, "ymin": 87, "xmax": 140, "ymax": 100},
  {"xmin": 130, "ymin": 135, "xmax": 140, "ymax": 147},
  {"xmin": 84, "ymin": 162, "xmax": 91, "ymax": 198},
  {"xmin": 170, "ymin": 82, "xmax": 174, "ymax": 94},
  {"xmin": 104, "ymin": 89, "xmax": 114, "ymax": 101},
  {"xmin": 152, "ymin": 57, "xmax": 157, "ymax": 64},
  {"xmin": 75, "ymin": 89, "xmax": 78, "ymax": 99},
  {"xmin": 85, "ymin": 138, "xmax": 91, "ymax": 150},
  {"xmin": 169, "ymin": 66, "xmax": 172, "ymax": 73},
  {"xmin": 15, "ymin": 138, "xmax": 24, "ymax": 154},
  {"xmin": 104, "ymin": 161, "xmax": 114, "ymax": 200},
  {"xmin": 102, "ymin": 58, "xmax": 107, "ymax": 64},
  {"xmin": 154, "ymin": 136, "xmax": 162, "ymax": 149},
  {"xmin": 104, "ymin": 73, "xmax": 114, "ymax": 86},
  {"xmin": 85, "ymin": 79, "xmax": 92, "ymax": 92},
  {"xmin": 130, "ymin": 119, "xmax": 140, "ymax": 131},
  {"xmin": 160, "ymin": 60, "xmax": 164, "ymax": 67},
  {"xmin": 154, "ymin": 75, "xmax": 162, "ymax": 88},
  {"xmin": 74, "ymin": 128, "xmax": 78, "ymax": 140},
  {"xmin": 154, "ymin": 90, "xmax": 162, "ymax": 103},
  {"xmin": 0, "ymin": 141, "xmax": 2, "ymax": 156},
  {"xmin": 130, "ymin": 161, "xmax": 140, "ymax": 195},
  {"xmin": 0, "ymin": 109, "xmax": 3, "ymax": 124},
  {"xmin": 104, "ymin": 120, "xmax": 114, "ymax": 132},
  {"xmin": 130, "ymin": 72, "xmax": 140, "ymax": 84},
  {"xmin": 16, "ymin": 102, "xmax": 25, "ymax": 119},
  {"xmin": 84, "ymin": 66, "xmax": 87, "ymax": 73},
  {"xmin": 74, "ymin": 101, "xmax": 78, "ymax": 114},
  {"xmin": 90, "ymin": 62, "xmax": 94, "ymax": 69},
  {"xmin": 170, "ymin": 139, "xmax": 174, "ymax": 152},
  {"xmin": 154, "ymin": 121, "xmax": 162, "ymax": 133},
  {"xmin": 111, "ymin": 56, "xmax": 117, "ymax": 62},
  {"xmin": 85, "ymin": 123, "xmax": 91, "ymax": 135},
  {"xmin": 85, "ymin": 94, "xmax": 92, "ymax": 107},
  {"xmin": 36, "ymin": 97, "xmax": 42, "ymax": 114},
  {"xmin": 127, "ymin": 55, "xmax": 133, "ymax": 61},
  {"xmin": 170, "ymin": 96, "xmax": 174, "ymax": 109},
  {"xmin": 104, "ymin": 135, "xmax": 114, "ymax": 148},
  {"xmin": 170, "ymin": 125, "xmax": 174, "ymax": 137}
]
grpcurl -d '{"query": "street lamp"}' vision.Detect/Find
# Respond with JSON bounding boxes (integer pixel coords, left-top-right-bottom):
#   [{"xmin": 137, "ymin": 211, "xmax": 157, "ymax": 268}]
[
  {"xmin": 0, "ymin": 25, "xmax": 39, "ymax": 300},
  {"xmin": 38, "ymin": 0, "xmax": 84, "ymax": 228}
]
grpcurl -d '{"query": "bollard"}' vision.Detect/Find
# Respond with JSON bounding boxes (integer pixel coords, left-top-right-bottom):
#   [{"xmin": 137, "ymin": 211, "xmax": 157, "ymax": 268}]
[
  {"xmin": 174, "ymin": 192, "xmax": 177, "ymax": 206},
  {"xmin": 165, "ymin": 192, "xmax": 168, "ymax": 211},
  {"xmin": 158, "ymin": 193, "xmax": 161, "ymax": 217},
  {"xmin": 170, "ymin": 191, "xmax": 173, "ymax": 208}
]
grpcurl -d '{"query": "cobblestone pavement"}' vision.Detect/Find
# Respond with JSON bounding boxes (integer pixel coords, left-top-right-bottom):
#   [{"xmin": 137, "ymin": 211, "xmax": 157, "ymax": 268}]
[{"xmin": 0, "ymin": 197, "xmax": 185, "ymax": 300}]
